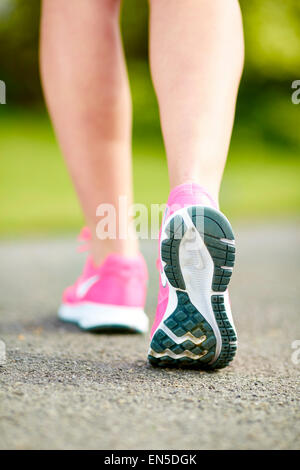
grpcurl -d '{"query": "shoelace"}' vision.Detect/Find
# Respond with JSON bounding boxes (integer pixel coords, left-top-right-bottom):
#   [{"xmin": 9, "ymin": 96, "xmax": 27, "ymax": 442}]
[{"xmin": 77, "ymin": 226, "xmax": 91, "ymax": 253}]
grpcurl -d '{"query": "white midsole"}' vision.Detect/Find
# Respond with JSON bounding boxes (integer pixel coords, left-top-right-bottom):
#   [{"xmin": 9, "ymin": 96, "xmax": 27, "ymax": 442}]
[
  {"xmin": 155, "ymin": 205, "xmax": 235, "ymax": 363},
  {"xmin": 58, "ymin": 302, "xmax": 149, "ymax": 333},
  {"xmin": 149, "ymin": 347, "xmax": 208, "ymax": 360}
]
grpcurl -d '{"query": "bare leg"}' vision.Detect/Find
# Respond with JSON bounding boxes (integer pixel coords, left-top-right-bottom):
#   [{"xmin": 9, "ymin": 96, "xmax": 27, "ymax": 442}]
[
  {"xmin": 40, "ymin": 0, "xmax": 137, "ymax": 265},
  {"xmin": 149, "ymin": 0, "xmax": 244, "ymax": 202}
]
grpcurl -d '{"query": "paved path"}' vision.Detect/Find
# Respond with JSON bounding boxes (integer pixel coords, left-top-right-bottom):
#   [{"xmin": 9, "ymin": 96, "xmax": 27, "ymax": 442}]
[{"xmin": 0, "ymin": 222, "xmax": 299, "ymax": 449}]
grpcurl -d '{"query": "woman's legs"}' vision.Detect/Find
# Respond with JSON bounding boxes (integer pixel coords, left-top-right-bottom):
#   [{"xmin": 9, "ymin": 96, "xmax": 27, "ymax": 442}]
[
  {"xmin": 149, "ymin": 0, "xmax": 244, "ymax": 203},
  {"xmin": 40, "ymin": 0, "xmax": 243, "ymax": 259},
  {"xmin": 148, "ymin": 0, "xmax": 244, "ymax": 369},
  {"xmin": 40, "ymin": 0, "xmax": 137, "ymax": 265}
]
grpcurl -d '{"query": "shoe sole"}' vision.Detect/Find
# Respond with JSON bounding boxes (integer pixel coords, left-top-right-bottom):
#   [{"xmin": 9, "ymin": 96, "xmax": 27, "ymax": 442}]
[
  {"xmin": 148, "ymin": 205, "xmax": 237, "ymax": 369},
  {"xmin": 58, "ymin": 303, "xmax": 149, "ymax": 334}
]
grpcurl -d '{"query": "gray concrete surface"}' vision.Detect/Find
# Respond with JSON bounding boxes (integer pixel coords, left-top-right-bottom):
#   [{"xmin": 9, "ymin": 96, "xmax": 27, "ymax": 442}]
[{"xmin": 0, "ymin": 222, "xmax": 299, "ymax": 450}]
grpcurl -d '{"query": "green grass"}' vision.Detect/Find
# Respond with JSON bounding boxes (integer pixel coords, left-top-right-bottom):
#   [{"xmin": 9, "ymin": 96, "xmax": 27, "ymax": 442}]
[{"xmin": 0, "ymin": 61, "xmax": 299, "ymax": 236}]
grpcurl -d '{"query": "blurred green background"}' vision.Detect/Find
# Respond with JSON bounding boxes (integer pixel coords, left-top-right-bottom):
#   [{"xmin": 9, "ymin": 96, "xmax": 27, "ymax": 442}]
[{"xmin": 0, "ymin": 0, "xmax": 299, "ymax": 236}]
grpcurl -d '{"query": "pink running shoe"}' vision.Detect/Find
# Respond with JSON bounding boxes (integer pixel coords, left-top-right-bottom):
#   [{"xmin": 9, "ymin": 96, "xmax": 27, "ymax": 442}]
[
  {"xmin": 148, "ymin": 183, "xmax": 237, "ymax": 369},
  {"xmin": 58, "ymin": 228, "xmax": 149, "ymax": 333}
]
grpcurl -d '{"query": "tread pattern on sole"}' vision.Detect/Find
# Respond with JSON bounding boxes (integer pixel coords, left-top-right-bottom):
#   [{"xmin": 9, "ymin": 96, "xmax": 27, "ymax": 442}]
[
  {"xmin": 148, "ymin": 206, "xmax": 237, "ymax": 370},
  {"xmin": 210, "ymin": 295, "xmax": 237, "ymax": 368},
  {"xmin": 188, "ymin": 206, "xmax": 235, "ymax": 293},
  {"xmin": 148, "ymin": 291, "xmax": 216, "ymax": 368},
  {"xmin": 161, "ymin": 215, "xmax": 187, "ymax": 290}
]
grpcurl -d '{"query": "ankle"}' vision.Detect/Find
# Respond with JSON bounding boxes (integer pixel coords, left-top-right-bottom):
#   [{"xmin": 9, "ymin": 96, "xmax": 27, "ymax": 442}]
[{"xmin": 168, "ymin": 182, "xmax": 219, "ymax": 210}]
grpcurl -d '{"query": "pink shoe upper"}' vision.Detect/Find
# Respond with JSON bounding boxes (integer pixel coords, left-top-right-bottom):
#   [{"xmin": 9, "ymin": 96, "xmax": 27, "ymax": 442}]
[
  {"xmin": 150, "ymin": 183, "xmax": 218, "ymax": 338},
  {"xmin": 63, "ymin": 228, "xmax": 148, "ymax": 308}
]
